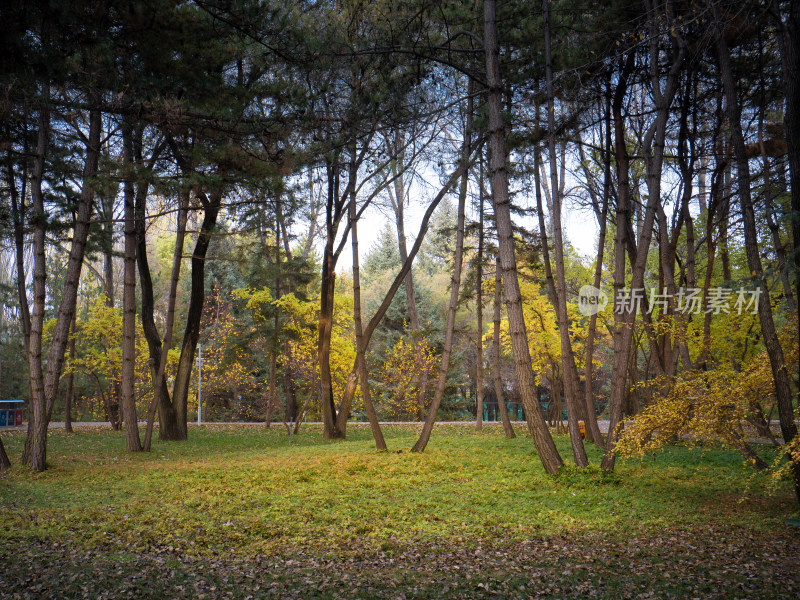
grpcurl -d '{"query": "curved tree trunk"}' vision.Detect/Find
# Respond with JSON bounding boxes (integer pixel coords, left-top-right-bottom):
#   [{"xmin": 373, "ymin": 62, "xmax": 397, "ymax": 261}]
[
  {"xmin": 170, "ymin": 189, "xmax": 222, "ymax": 440},
  {"xmin": 348, "ymin": 143, "xmax": 387, "ymax": 450},
  {"xmin": 412, "ymin": 80, "xmax": 474, "ymax": 453},
  {"xmin": 333, "ymin": 155, "xmax": 474, "ymax": 435},
  {"xmin": 319, "ymin": 159, "xmax": 344, "ymax": 439},
  {"xmin": 134, "ymin": 132, "xmax": 182, "ymax": 445}
]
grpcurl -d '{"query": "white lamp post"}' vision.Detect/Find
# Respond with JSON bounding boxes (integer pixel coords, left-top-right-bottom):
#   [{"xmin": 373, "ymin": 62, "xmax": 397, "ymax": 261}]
[{"xmin": 197, "ymin": 343, "xmax": 203, "ymax": 426}]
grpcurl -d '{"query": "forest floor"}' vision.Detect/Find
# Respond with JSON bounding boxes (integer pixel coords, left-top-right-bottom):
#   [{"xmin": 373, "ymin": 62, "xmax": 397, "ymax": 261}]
[{"xmin": 0, "ymin": 424, "xmax": 798, "ymax": 599}]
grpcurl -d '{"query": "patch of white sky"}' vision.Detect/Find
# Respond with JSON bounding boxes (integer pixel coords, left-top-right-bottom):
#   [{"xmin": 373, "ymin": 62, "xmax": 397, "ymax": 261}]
[{"xmin": 312, "ymin": 158, "xmax": 603, "ymax": 276}]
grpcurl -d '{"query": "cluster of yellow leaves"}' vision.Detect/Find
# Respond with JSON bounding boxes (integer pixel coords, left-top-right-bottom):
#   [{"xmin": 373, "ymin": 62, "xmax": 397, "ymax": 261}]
[
  {"xmin": 617, "ymin": 319, "xmax": 799, "ymax": 477},
  {"xmin": 379, "ymin": 336, "xmax": 437, "ymax": 421},
  {"xmin": 271, "ymin": 292, "xmax": 357, "ymax": 418},
  {"xmin": 492, "ymin": 277, "xmax": 602, "ymax": 387},
  {"xmin": 57, "ymin": 298, "xmax": 155, "ymax": 420}
]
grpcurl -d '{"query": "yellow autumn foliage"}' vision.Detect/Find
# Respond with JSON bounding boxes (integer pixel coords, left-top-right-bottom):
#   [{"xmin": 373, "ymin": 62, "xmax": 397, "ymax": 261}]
[
  {"xmin": 616, "ymin": 318, "xmax": 799, "ymax": 477},
  {"xmin": 379, "ymin": 336, "xmax": 437, "ymax": 420}
]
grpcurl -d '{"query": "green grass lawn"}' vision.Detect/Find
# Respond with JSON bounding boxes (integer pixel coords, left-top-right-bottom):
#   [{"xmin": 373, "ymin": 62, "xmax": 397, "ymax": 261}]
[{"xmin": 1, "ymin": 424, "xmax": 798, "ymax": 599}]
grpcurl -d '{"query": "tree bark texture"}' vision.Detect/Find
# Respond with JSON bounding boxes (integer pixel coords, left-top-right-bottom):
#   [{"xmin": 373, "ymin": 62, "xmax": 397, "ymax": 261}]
[
  {"xmin": 484, "ymin": 0, "xmax": 563, "ymax": 474},
  {"xmin": 27, "ymin": 108, "xmax": 101, "ymax": 472},
  {"xmin": 493, "ymin": 261, "xmax": 516, "ymax": 438},
  {"xmin": 121, "ymin": 125, "xmax": 142, "ymax": 452},
  {"xmin": 716, "ymin": 20, "xmax": 799, "ymax": 503},
  {"xmin": 544, "ymin": 0, "xmax": 588, "ymax": 467}
]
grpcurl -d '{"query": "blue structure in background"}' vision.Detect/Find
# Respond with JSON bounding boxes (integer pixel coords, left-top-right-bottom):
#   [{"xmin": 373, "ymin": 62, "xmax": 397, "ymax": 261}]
[{"xmin": 0, "ymin": 400, "xmax": 25, "ymax": 428}]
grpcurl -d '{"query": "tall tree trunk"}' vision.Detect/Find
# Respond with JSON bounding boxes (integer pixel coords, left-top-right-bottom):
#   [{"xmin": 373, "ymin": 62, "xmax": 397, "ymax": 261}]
[
  {"xmin": 601, "ymin": 53, "xmax": 638, "ymax": 471},
  {"xmin": 716, "ymin": 20, "xmax": 799, "ymax": 503},
  {"xmin": 28, "ymin": 108, "xmax": 101, "ymax": 472},
  {"xmin": 348, "ymin": 143, "xmax": 387, "ymax": 450},
  {"xmin": 135, "ymin": 133, "xmax": 182, "ymax": 445},
  {"xmin": 493, "ymin": 264, "xmax": 515, "ymax": 438},
  {"xmin": 544, "ymin": 0, "xmax": 587, "ymax": 467},
  {"xmin": 577, "ymin": 95, "xmax": 610, "ymax": 448},
  {"xmin": 774, "ymin": 0, "xmax": 800, "ymax": 416},
  {"xmin": 484, "ymin": 0, "xmax": 563, "ymax": 474},
  {"xmin": 21, "ymin": 97, "xmax": 49, "ymax": 467},
  {"xmin": 121, "ymin": 125, "xmax": 142, "ymax": 452},
  {"xmin": 265, "ymin": 215, "xmax": 281, "ymax": 429},
  {"xmin": 170, "ymin": 189, "xmax": 222, "ymax": 440},
  {"xmin": 318, "ymin": 160, "xmax": 344, "ymax": 439},
  {"xmin": 475, "ymin": 171, "xmax": 485, "ymax": 432},
  {"xmin": 412, "ymin": 82, "xmax": 474, "ymax": 453}
]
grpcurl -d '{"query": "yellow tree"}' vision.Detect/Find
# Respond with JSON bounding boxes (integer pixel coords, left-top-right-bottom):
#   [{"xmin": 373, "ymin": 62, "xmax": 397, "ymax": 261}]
[{"xmin": 617, "ymin": 319, "xmax": 798, "ymax": 475}]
